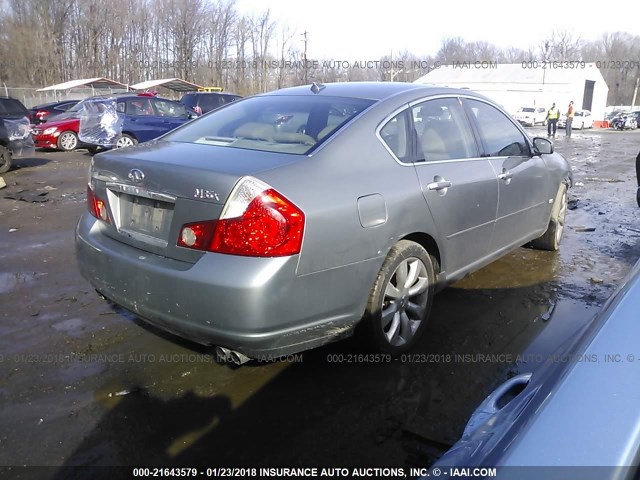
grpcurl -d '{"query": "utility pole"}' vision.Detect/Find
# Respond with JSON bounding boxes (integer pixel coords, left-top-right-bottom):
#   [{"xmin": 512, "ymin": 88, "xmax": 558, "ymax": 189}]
[
  {"xmin": 302, "ymin": 31, "xmax": 309, "ymax": 85},
  {"xmin": 632, "ymin": 77, "xmax": 639, "ymax": 110}
]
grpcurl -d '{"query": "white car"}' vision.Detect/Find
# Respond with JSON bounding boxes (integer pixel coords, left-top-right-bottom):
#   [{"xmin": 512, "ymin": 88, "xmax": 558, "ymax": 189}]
[
  {"xmin": 558, "ymin": 110, "xmax": 593, "ymax": 130},
  {"xmin": 513, "ymin": 107, "xmax": 547, "ymax": 127}
]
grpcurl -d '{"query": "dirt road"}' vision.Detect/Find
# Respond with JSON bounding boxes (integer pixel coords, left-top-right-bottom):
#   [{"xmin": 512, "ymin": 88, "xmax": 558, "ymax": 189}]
[{"xmin": 1, "ymin": 128, "xmax": 638, "ymax": 475}]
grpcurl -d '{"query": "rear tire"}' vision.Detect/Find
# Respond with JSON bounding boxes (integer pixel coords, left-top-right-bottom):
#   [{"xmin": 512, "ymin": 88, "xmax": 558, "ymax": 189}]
[
  {"xmin": 115, "ymin": 134, "xmax": 137, "ymax": 149},
  {"xmin": 362, "ymin": 240, "xmax": 435, "ymax": 354},
  {"xmin": 0, "ymin": 145, "xmax": 11, "ymax": 173},
  {"xmin": 531, "ymin": 183, "xmax": 568, "ymax": 251}
]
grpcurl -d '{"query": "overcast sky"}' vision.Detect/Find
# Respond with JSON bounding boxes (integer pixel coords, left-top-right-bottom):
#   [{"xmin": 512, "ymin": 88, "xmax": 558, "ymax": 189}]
[{"xmin": 235, "ymin": 0, "xmax": 635, "ymax": 60}]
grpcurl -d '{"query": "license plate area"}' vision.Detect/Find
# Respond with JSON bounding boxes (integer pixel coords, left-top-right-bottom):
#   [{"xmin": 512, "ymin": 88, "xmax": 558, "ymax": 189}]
[
  {"xmin": 106, "ymin": 184, "xmax": 176, "ymax": 247},
  {"xmin": 121, "ymin": 194, "xmax": 173, "ymax": 236}
]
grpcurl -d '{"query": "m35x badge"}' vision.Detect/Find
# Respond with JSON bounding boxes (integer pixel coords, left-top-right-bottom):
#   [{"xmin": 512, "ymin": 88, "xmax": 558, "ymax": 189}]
[{"xmin": 194, "ymin": 188, "xmax": 220, "ymax": 201}]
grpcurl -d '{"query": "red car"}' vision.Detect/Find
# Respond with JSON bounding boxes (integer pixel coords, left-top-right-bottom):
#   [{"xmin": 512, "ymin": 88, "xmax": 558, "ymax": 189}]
[{"xmin": 31, "ymin": 117, "xmax": 84, "ymax": 151}]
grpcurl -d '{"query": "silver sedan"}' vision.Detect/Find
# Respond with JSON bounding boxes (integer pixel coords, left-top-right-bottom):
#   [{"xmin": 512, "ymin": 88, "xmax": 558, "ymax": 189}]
[{"xmin": 75, "ymin": 82, "xmax": 572, "ymax": 363}]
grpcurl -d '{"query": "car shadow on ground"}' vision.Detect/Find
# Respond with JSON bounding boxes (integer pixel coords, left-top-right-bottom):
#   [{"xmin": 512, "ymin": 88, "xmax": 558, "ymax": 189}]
[
  {"xmin": 51, "ymin": 269, "xmax": 577, "ymax": 473},
  {"xmin": 8, "ymin": 156, "xmax": 53, "ymax": 169}
]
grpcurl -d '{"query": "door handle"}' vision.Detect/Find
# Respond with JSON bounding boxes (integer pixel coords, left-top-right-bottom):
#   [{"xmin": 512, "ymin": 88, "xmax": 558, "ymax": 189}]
[
  {"xmin": 427, "ymin": 180, "xmax": 452, "ymax": 191},
  {"xmin": 498, "ymin": 171, "xmax": 513, "ymax": 181}
]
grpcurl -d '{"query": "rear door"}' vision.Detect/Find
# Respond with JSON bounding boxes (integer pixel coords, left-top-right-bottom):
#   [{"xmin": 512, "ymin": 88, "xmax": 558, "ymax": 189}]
[
  {"xmin": 404, "ymin": 97, "xmax": 499, "ymax": 275},
  {"xmin": 463, "ymin": 98, "xmax": 550, "ymax": 251},
  {"xmin": 124, "ymin": 97, "xmax": 165, "ymax": 142}
]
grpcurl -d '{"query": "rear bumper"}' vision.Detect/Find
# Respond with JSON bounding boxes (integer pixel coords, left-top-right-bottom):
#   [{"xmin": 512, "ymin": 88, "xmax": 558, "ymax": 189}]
[{"xmin": 75, "ymin": 213, "xmax": 379, "ymax": 358}]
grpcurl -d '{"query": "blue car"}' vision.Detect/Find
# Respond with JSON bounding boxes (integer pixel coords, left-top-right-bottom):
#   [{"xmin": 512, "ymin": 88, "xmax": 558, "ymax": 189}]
[
  {"xmin": 429, "ymin": 256, "xmax": 640, "ymax": 479},
  {"xmin": 79, "ymin": 94, "xmax": 199, "ymax": 151}
]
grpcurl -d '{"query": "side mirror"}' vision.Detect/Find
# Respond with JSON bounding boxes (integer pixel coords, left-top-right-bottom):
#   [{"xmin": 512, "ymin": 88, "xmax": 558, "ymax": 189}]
[{"xmin": 533, "ymin": 137, "xmax": 553, "ymax": 155}]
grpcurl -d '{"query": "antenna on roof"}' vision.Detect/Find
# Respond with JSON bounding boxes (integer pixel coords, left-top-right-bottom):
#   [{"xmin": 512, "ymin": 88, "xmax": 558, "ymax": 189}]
[{"xmin": 310, "ymin": 82, "xmax": 326, "ymax": 94}]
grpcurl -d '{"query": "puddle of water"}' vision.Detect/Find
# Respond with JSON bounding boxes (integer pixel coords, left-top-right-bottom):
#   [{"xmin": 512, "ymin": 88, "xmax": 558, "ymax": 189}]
[{"xmin": 452, "ymin": 248, "xmax": 560, "ymax": 290}]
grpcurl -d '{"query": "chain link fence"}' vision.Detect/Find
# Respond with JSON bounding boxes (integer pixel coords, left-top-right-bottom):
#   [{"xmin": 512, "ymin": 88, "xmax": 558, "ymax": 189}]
[{"xmin": 2, "ymin": 86, "xmax": 131, "ymax": 108}]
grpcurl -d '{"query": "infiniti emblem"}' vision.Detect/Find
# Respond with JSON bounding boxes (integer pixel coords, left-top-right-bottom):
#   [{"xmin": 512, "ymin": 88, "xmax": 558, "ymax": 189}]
[{"xmin": 128, "ymin": 169, "xmax": 145, "ymax": 184}]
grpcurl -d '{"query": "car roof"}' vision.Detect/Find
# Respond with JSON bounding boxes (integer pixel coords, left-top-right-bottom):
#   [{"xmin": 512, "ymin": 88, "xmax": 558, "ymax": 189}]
[
  {"xmin": 264, "ymin": 82, "xmax": 440, "ymax": 101},
  {"xmin": 183, "ymin": 92, "xmax": 240, "ymax": 96}
]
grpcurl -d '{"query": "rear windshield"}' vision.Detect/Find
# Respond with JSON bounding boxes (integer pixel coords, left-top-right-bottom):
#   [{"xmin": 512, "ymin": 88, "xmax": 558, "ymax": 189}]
[
  {"xmin": 165, "ymin": 95, "xmax": 375, "ymax": 154},
  {"xmin": 0, "ymin": 98, "xmax": 29, "ymax": 117},
  {"xmin": 199, "ymin": 94, "xmax": 237, "ymax": 109},
  {"xmin": 181, "ymin": 94, "xmax": 198, "ymax": 108},
  {"xmin": 519, "ymin": 107, "xmax": 535, "ymax": 113},
  {"xmin": 181, "ymin": 93, "xmax": 241, "ymax": 111}
]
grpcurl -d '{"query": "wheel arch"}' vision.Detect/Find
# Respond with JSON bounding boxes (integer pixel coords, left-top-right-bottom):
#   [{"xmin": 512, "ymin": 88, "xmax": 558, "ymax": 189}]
[
  {"xmin": 400, "ymin": 232, "xmax": 442, "ymax": 278},
  {"xmin": 121, "ymin": 131, "xmax": 138, "ymax": 141}
]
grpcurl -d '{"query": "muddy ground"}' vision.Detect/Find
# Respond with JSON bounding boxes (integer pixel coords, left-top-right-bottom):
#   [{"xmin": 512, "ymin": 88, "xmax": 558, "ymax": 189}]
[{"xmin": 0, "ymin": 128, "xmax": 639, "ymax": 477}]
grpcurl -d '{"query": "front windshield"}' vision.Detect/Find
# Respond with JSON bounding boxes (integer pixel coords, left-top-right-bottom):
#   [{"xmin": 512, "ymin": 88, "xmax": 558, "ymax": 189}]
[{"xmin": 164, "ymin": 95, "xmax": 375, "ymax": 155}]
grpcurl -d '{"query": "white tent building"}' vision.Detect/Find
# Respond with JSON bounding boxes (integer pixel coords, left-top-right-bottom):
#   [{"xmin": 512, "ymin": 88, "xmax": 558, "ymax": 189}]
[{"xmin": 415, "ymin": 63, "xmax": 609, "ymax": 122}]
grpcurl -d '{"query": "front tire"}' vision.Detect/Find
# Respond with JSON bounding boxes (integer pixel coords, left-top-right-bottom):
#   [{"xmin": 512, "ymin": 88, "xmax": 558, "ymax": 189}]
[
  {"xmin": 363, "ymin": 241, "xmax": 435, "ymax": 354},
  {"xmin": 531, "ymin": 183, "xmax": 568, "ymax": 251},
  {"xmin": 57, "ymin": 131, "xmax": 78, "ymax": 151},
  {"xmin": 0, "ymin": 145, "xmax": 11, "ymax": 173}
]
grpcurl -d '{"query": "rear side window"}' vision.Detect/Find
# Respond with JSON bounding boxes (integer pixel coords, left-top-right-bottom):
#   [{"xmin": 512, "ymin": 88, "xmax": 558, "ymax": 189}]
[
  {"xmin": 153, "ymin": 99, "xmax": 187, "ymax": 117},
  {"xmin": 126, "ymin": 98, "xmax": 154, "ymax": 116},
  {"xmin": 199, "ymin": 95, "xmax": 223, "ymax": 110},
  {"xmin": 465, "ymin": 99, "xmax": 531, "ymax": 157},
  {"xmin": 165, "ymin": 95, "xmax": 375, "ymax": 154},
  {"xmin": 379, "ymin": 111, "xmax": 410, "ymax": 162},
  {"xmin": 412, "ymin": 98, "xmax": 478, "ymax": 161},
  {"xmin": 378, "ymin": 97, "xmax": 478, "ymax": 163}
]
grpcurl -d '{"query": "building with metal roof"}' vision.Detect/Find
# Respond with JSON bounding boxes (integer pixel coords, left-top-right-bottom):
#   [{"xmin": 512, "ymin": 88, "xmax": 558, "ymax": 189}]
[
  {"xmin": 415, "ymin": 63, "xmax": 609, "ymax": 121},
  {"xmin": 37, "ymin": 77, "xmax": 130, "ymax": 93},
  {"xmin": 130, "ymin": 78, "xmax": 204, "ymax": 93}
]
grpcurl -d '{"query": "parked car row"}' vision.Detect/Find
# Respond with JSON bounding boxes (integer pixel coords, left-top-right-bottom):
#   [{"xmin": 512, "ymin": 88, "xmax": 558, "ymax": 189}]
[
  {"xmin": 32, "ymin": 93, "xmax": 201, "ymax": 153},
  {"xmin": 609, "ymin": 112, "xmax": 638, "ymax": 130},
  {"xmin": 4, "ymin": 92, "xmax": 242, "ymax": 156}
]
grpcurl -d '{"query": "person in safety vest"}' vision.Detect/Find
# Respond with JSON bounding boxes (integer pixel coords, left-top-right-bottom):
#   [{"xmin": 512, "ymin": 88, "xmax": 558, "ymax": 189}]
[
  {"xmin": 566, "ymin": 101, "xmax": 575, "ymax": 138},
  {"xmin": 547, "ymin": 103, "xmax": 559, "ymax": 137}
]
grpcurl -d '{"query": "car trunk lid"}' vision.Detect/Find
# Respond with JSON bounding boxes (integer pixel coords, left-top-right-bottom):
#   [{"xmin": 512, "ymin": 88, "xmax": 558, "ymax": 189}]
[{"xmin": 89, "ymin": 140, "xmax": 301, "ymax": 263}]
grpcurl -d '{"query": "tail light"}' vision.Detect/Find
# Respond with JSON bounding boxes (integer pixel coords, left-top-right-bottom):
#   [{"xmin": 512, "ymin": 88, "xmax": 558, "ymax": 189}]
[
  {"xmin": 36, "ymin": 110, "xmax": 49, "ymax": 118},
  {"xmin": 193, "ymin": 106, "xmax": 203, "ymax": 115},
  {"xmin": 87, "ymin": 185, "xmax": 110, "ymax": 223},
  {"xmin": 177, "ymin": 177, "xmax": 305, "ymax": 257}
]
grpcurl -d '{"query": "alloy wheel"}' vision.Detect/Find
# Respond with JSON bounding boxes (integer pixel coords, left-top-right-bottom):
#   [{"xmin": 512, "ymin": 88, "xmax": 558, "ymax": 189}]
[
  {"xmin": 59, "ymin": 132, "xmax": 78, "ymax": 151},
  {"xmin": 381, "ymin": 257, "xmax": 429, "ymax": 346}
]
